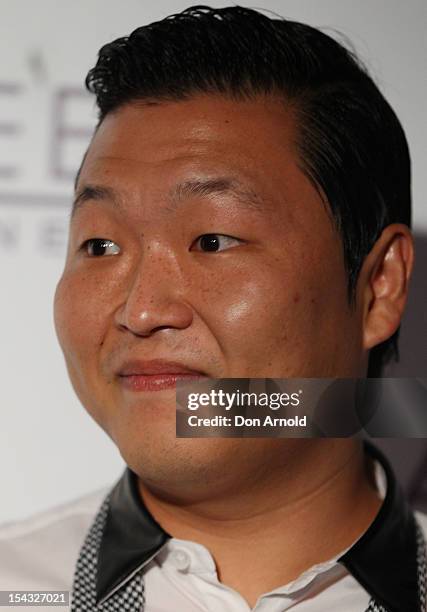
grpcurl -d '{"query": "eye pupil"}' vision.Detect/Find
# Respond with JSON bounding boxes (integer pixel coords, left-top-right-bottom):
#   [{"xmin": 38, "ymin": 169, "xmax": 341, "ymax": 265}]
[
  {"xmin": 92, "ymin": 239, "xmax": 110, "ymax": 256},
  {"xmin": 200, "ymin": 234, "xmax": 220, "ymax": 251}
]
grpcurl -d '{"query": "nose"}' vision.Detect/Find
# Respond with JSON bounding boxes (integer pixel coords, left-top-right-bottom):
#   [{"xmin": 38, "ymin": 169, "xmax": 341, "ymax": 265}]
[{"xmin": 114, "ymin": 247, "xmax": 194, "ymax": 337}]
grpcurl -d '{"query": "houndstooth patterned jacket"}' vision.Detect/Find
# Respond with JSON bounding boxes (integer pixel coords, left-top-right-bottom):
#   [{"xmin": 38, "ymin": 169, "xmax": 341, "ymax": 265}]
[{"xmin": 70, "ymin": 442, "xmax": 427, "ymax": 611}]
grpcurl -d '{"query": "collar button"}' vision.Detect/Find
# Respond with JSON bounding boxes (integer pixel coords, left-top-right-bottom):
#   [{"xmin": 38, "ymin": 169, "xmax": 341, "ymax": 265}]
[{"xmin": 170, "ymin": 549, "xmax": 191, "ymax": 571}]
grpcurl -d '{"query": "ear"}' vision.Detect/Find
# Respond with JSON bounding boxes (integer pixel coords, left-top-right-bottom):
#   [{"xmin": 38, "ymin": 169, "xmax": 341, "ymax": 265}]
[{"xmin": 358, "ymin": 224, "xmax": 414, "ymax": 351}]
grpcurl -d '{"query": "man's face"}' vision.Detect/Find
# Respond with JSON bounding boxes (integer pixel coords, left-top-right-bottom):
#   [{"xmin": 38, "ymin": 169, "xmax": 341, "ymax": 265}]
[{"xmin": 54, "ymin": 95, "xmax": 364, "ymax": 490}]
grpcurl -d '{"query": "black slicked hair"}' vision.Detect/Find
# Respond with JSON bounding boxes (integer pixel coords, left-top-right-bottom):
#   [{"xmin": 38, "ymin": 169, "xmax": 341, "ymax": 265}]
[{"xmin": 85, "ymin": 5, "xmax": 412, "ymax": 377}]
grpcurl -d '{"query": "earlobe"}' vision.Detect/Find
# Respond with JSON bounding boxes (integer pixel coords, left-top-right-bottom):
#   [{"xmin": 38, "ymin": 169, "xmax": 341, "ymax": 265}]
[{"xmin": 361, "ymin": 224, "xmax": 414, "ymax": 351}]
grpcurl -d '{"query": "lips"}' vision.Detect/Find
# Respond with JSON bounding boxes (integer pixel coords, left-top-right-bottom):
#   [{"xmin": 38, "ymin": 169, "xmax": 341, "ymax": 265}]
[{"xmin": 117, "ymin": 359, "xmax": 207, "ymax": 392}]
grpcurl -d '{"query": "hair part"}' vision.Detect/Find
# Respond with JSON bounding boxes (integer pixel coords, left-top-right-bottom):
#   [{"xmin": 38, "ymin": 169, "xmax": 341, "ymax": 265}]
[{"xmin": 85, "ymin": 5, "xmax": 411, "ymax": 376}]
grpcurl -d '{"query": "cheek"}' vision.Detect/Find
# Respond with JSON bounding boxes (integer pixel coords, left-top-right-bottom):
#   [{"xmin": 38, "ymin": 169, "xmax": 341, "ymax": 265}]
[
  {"xmin": 53, "ymin": 271, "xmax": 107, "ymax": 368},
  {"xmin": 53, "ymin": 271, "xmax": 118, "ymax": 433},
  {"xmin": 204, "ymin": 260, "xmax": 301, "ymax": 367},
  {"xmin": 206, "ymin": 247, "xmax": 351, "ymax": 374}
]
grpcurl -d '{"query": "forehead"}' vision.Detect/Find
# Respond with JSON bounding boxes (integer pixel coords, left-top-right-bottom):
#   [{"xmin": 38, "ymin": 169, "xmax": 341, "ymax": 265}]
[
  {"xmin": 78, "ymin": 94, "xmax": 302, "ymax": 189},
  {"xmin": 75, "ymin": 94, "xmax": 333, "ymax": 238}
]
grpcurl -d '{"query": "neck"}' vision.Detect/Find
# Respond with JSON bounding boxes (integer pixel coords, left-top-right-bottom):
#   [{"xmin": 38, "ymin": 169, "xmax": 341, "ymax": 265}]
[{"xmin": 137, "ymin": 440, "xmax": 383, "ymax": 607}]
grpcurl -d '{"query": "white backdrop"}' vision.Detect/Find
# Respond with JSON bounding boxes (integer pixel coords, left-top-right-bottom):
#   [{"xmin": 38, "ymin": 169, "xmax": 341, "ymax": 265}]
[{"xmin": 0, "ymin": 0, "xmax": 426, "ymax": 523}]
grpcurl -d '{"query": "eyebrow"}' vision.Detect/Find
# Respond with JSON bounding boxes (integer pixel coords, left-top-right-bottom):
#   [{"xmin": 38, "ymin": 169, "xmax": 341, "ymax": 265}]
[
  {"xmin": 70, "ymin": 185, "xmax": 118, "ymax": 220},
  {"xmin": 71, "ymin": 176, "xmax": 265, "ymax": 219}
]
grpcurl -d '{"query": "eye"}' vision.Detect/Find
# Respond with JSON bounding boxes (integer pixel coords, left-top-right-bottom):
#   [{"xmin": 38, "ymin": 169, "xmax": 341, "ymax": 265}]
[
  {"xmin": 80, "ymin": 238, "xmax": 121, "ymax": 257},
  {"xmin": 191, "ymin": 233, "xmax": 243, "ymax": 252}
]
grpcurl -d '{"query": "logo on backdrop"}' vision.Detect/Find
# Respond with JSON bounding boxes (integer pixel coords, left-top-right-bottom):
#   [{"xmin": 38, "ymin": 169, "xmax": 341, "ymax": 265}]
[{"xmin": 0, "ymin": 64, "xmax": 95, "ymax": 256}]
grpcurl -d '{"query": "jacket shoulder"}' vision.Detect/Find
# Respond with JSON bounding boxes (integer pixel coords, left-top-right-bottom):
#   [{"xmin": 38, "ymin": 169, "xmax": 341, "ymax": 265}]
[{"xmin": 0, "ymin": 486, "xmax": 110, "ymax": 592}]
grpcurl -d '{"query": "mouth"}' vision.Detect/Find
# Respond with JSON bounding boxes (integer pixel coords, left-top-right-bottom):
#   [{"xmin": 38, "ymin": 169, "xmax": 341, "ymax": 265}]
[{"xmin": 116, "ymin": 359, "xmax": 207, "ymax": 392}]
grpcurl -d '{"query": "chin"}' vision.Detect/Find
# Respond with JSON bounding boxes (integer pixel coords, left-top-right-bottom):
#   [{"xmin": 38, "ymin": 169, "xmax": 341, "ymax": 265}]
[{"xmin": 118, "ymin": 435, "xmax": 244, "ymax": 495}]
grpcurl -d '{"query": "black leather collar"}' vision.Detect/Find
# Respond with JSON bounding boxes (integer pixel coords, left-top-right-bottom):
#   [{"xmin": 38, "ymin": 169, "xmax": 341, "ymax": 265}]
[
  {"xmin": 96, "ymin": 441, "xmax": 422, "ymax": 611},
  {"xmin": 338, "ymin": 441, "xmax": 420, "ymax": 612},
  {"xmin": 96, "ymin": 461, "xmax": 170, "ymax": 605}
]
